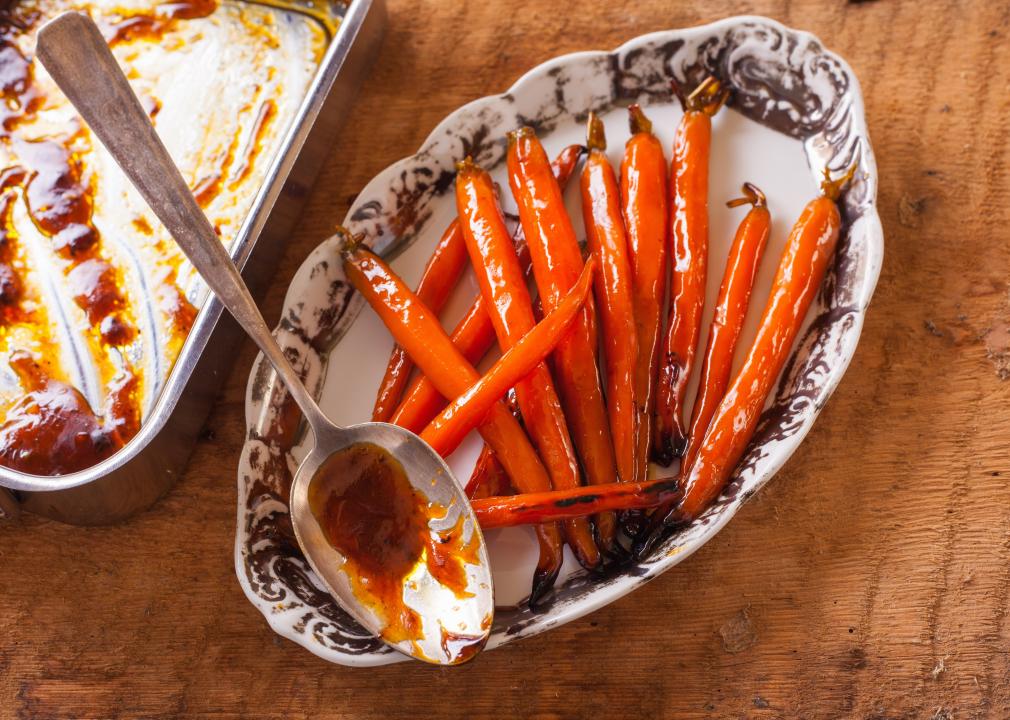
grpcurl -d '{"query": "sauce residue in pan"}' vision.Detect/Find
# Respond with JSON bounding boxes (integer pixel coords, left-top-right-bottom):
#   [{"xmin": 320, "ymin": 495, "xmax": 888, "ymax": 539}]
[
  {"xmin": 307, "ymin": 442, "xmax": 479, "ymax": 647},
  {"xmin": 0, "ymin": 351, "xmax": 122, "ymax": 474},
  {"xmin": 0, "ymin": 0, "xmax": 326, "ymax": 477}
]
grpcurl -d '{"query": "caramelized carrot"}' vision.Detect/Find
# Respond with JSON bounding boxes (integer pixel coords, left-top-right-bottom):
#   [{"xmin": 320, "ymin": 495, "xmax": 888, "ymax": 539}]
[
  {"xmin": 421, "ymin": 257, "xmax": 595, "ymax": 456},
  {"xmin": 635, "ymin": 167, "xmax": 855, "ymax": 557},
  {"xmin": 652, "ymin": 77, "xmax": 729, "ymax": 466},
  {"xmin": 388, "ymin": 146, "xmax": 584, "ymax": 434},
  {"xmin": 508, "ymin": 126, "xmax": 619, "ymax": 551},
  {"xmin": 466, "ymin": 443, "xmax": 511, "ymax": 500},
  {"xmin": 474, "ymin": 477, "xmax": 682, "ymax": 529},
  {"xmin": 340, "ymin": 234, "xmax": 563, "ymax": 604},
  {"xmin": 456, "ymin": 158, "xmax": 601, "ymax": 569},
  {"xmin": 391, "ymin": 294, "xmax": 498, "ymax": 433},
  {"xmin": 581, "ymin": 113, "xmax": 638, "ymax": 484},
  {"xmin": 371, "ymin": 221, "xmax": 468, "ymax": 422},
  {"xmin": 681, "ymin": 183, "xmax": 770, "ymax": 473},
  {"xmin": 621, "ymin": 104, "xmax": 668, "ymax": 485}
]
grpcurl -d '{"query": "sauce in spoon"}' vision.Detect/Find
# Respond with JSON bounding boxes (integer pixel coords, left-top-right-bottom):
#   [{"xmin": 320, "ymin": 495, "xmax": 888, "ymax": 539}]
[{"xmin": 307, "ymin": 442, "xmax": 485, "ymax": 657}]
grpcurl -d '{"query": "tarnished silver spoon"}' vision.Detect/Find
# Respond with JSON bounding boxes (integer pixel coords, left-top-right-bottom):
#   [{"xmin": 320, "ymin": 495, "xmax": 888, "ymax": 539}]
[{"xmin": 36, "ymin": 11, "xmax": 493, "ymax": 665}]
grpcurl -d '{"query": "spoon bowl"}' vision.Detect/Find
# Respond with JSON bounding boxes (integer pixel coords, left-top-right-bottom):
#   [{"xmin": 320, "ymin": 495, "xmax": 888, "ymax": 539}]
[
  {"xmin": 35, "ymin": 10, "xmax": 493, "ymax": 664},
  {"xmin": 291, "ymin": 421, "xmax": 493, "ymax": 664}
]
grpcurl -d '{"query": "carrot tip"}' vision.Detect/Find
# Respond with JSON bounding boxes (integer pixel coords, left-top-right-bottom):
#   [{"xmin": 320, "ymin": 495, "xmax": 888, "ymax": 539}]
[
  {"xmin": 529, "ymin": 564, "xmax": 560, "ymax": 609},
  {"xmin": 726, "ymin": 182, "xmax": 767, "ymax": 209},
  {"xmin": 632, "ymin": 506, "xmax": 688, "ymax": 560},
  {"xmin": 628, "ymin": 103, "xmax": 653, "ymax": 135},
  {"xmin": 820, "ymin": 162, "xmax": 859, "ymax": 201},
  {"xmin": 586, "ymin": 111, "xmax": 607, "ymax": 152}
]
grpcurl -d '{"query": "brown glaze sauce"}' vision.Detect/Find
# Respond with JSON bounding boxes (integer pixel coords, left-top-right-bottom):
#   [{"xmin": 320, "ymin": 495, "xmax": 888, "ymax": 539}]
[
  {"xmin": 0, "ymin": 351, "xmax": 122, "ymax": 474},
  {"xmin": 0, "ymin": 0, "xmax": 223, "ymax": 476},
  {"xmin": 307, "ymin": 442, "xmax": 477, "ymax": 647},
  {"xmin": 102, "ymin": 0, "xmax": 217, "ymax": 46}
]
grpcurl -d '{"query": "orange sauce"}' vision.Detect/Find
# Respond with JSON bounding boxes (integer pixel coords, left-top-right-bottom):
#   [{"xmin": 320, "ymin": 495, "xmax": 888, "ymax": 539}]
[{"xmin": 307, "ymin": 442, "xmax": 477, "ymax": 646}]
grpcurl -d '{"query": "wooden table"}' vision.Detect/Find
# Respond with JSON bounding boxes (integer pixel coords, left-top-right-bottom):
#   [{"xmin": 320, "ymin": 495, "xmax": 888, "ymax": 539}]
[{"xmin": 3, "ymin": 0, "xmax": 1009, "ymax": 717}]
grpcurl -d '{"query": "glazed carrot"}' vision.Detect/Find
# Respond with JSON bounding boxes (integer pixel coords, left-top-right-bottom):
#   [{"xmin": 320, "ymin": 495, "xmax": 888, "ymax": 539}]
[
  {"xmin": 635, "ymin": 166, "xmax": 855, "ymax": 557},
  {"xmin": 474, "ymin": 477, "xmax": 682, "ymax": 529},
  {"xmin": 421, "ymin": 257, "xmax": 596, "ymax": 456},
  {"xmin": 508, "ymin": 126, "xmax": 619, "ymax": 551},
  {"xmin": 371, "ymin": 221, "xmax": 468, "ymax": 422},
  {"xmin": 581, "ymin": 113, "xmax": 639, "ymax": 484},
  {"xmin": 466, "ymin": 444, "xmax": 511, "ymax": 500},
  {"xmin": 681, "ymin": 183, "xmax": 770, "ymax": 473},
  {"xmin": 390, "ymin": 295, "xmax": 498, "ymax": 433},
  {"xmin": 456, "ymin": 158, "xmax": 601, "ymax": 569},
  {"xmin": 340, "ymin": 234, "xmax": 563, "ymax": 604},
  {"xmin": 652, "ymin": 77, "xmax": 729, "ymax": 466},
  {"xmin": 621, "ymin": 104, "xmax": 669, "ymax": 485},
  {"xmin": 388, "ymin": 146, "xmax": 584, "ymax": 434}
]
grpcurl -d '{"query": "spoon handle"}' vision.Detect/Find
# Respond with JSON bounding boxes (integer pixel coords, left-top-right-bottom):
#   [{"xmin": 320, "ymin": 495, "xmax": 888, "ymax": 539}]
[{"xmin": 36, "ymin": 11, "xmax": 331, "ymax": 433}]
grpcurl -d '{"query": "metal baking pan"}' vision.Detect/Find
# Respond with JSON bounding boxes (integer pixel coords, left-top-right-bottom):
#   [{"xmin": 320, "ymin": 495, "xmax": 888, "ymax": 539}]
[{"xmin": 0, "ymin": 0, "xmax": 386, "ymax": 525}]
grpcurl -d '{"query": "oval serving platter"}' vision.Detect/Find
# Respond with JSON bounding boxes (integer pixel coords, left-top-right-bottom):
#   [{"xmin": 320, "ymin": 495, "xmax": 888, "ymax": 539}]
[{"xmin": 236, "ymin": 15, "xmax": 882, "ymax": 666}]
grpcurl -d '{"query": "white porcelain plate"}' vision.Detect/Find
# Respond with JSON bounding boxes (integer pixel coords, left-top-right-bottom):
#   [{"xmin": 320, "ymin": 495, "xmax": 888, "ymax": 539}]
[{"xmin": 235, "ymin": 15, "xmax": 882, "ymax": 666}]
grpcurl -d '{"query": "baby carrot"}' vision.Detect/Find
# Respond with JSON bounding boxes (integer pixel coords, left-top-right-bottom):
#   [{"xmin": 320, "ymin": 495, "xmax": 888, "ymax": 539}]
[
  {"xmin": 340, "ymin": 233, "xmax": 563, "ymax": 604},
  {"xmin": 421, "ymin": 257, "xmax": 595, "ymax": 456},
  {"xmin": 635, "ymin": 166, "xmax": 855, "ymax": 557},
  {"xmin": 508, "ymin": 126, "xmax": 619, "ymax": 551},
  {"xmin": 390, "ymin": 296, "xmax": 497, "ymax": 433},
  {"xmin": 456, "ymin": 158, "xmax": 601, "ymax": 569},
  {"xmin": 652, "ymin": 77, "xmax": 729, "ymax": 466},
  {"xmin": 621, "ymin": 104, "xmax": 668, "ymax": 485},
  {"xmin": 681, "ymin": 183, "xmax": 770, "ymax": 473},
  {"xmin": 581, "ymin": 113, "xmax": 639, "ymax": 484},
  {"xmin": 474, "ymin": 477, "xmax": 682, "ymax": 529},
  {"xmin": 371, "ymin": 220, "xmax": 468, "ymax": 422},
  {"xmin": 388, "ymin": 146, "xmax": 584, "ymax": 433}
]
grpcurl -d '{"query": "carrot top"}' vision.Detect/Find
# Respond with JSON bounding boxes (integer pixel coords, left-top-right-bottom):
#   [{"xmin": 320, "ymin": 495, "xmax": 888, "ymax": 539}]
[
  {"xmin": 627, "ymin": 103, "xmax": 653, "ymax": 135},
  {"xmin": 585, "ymin": 112, "xmax": 607, "ymax": 152},
  {"xmin": 672, "ymin": 76, "xmax": 730, "ymax": 116},
  {"xmin": 726, "ymin": 182, "xmax": 767, "ymax": 209},
  {"xmin": 820, "ymin": 163, "xmax": 859, "ymax": 202}
]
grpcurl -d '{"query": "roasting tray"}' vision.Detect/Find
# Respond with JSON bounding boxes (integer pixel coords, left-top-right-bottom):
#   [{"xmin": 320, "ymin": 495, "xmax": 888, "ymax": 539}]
[{"xmin": 0, "ymin": 0, "xmax": 386, "ymax": 524}]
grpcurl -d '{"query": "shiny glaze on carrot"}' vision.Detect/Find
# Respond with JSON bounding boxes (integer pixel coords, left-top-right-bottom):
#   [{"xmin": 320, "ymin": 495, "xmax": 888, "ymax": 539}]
[
  {"xmin": 581, "ymin": 113, "xmax": 639, "ymax": 484},
  {"xmin": 466, "ymin": 443, "xmax": 512, "ymax": 500},
  {"xmin": 681, "ymin": 183, "xmax": 770, "ymax": 473},
  {"xmin": 372, "ymin": 220, "xmax": 469, "ymax": 422},
  {"xmin": 421, "ymin": 257, "xmax": 595, "ymax": 456},
  {"xmin": 507, "ymin": 126, "xmax": 619, "ymax": 551},
  {"xmin": 390, "ymin": 296, "xmax": 497, "ymax": 433},
  {"xmin": 636, "ymin": 167, "xmax": 853, "ymax": 557},
  {"xmin": 456, "ymin": 158, "xmax": 600, "ymax": 569},
  {"xmin": 388, "ymin": 146, "xmax": 583, "ymax": 434},
  {"xmin": 341, "ymin": 235, "xmax": 563, "ymax": 604},
  {"xmin": 652, "ymin": 77, "xmax": 729, "ymax": 466},
  {"xmin": 621, "ymin": 104, "xmax": 669, "ymax": 485},
  {"xmin": 474, "ymin": 477, "xmax": 682, "ymax": 529}
]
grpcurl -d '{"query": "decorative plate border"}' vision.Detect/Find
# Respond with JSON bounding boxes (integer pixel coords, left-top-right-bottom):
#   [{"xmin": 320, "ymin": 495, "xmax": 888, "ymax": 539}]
[{"xmin": 235, "ymin": 15, "xmax": 882, "ymax": 666}]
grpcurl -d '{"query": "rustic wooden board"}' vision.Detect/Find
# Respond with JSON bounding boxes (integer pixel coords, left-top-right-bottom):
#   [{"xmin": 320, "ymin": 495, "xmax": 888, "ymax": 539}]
[{"xmin": 3, "ymin": 0, "xmax": 1010, "ymax": 717}]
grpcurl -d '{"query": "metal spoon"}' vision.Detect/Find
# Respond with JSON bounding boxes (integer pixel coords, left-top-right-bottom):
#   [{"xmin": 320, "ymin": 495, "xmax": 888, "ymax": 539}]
[{"xmin": 36, "ymin": 11, "xmax": 493, "ymax": 665}]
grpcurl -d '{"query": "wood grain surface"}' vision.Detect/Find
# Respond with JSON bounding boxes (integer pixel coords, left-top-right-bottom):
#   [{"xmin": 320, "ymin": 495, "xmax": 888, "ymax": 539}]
[{"xmin": 3, "ymin": 0, "xmax": 1009, "ymax": 717}]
